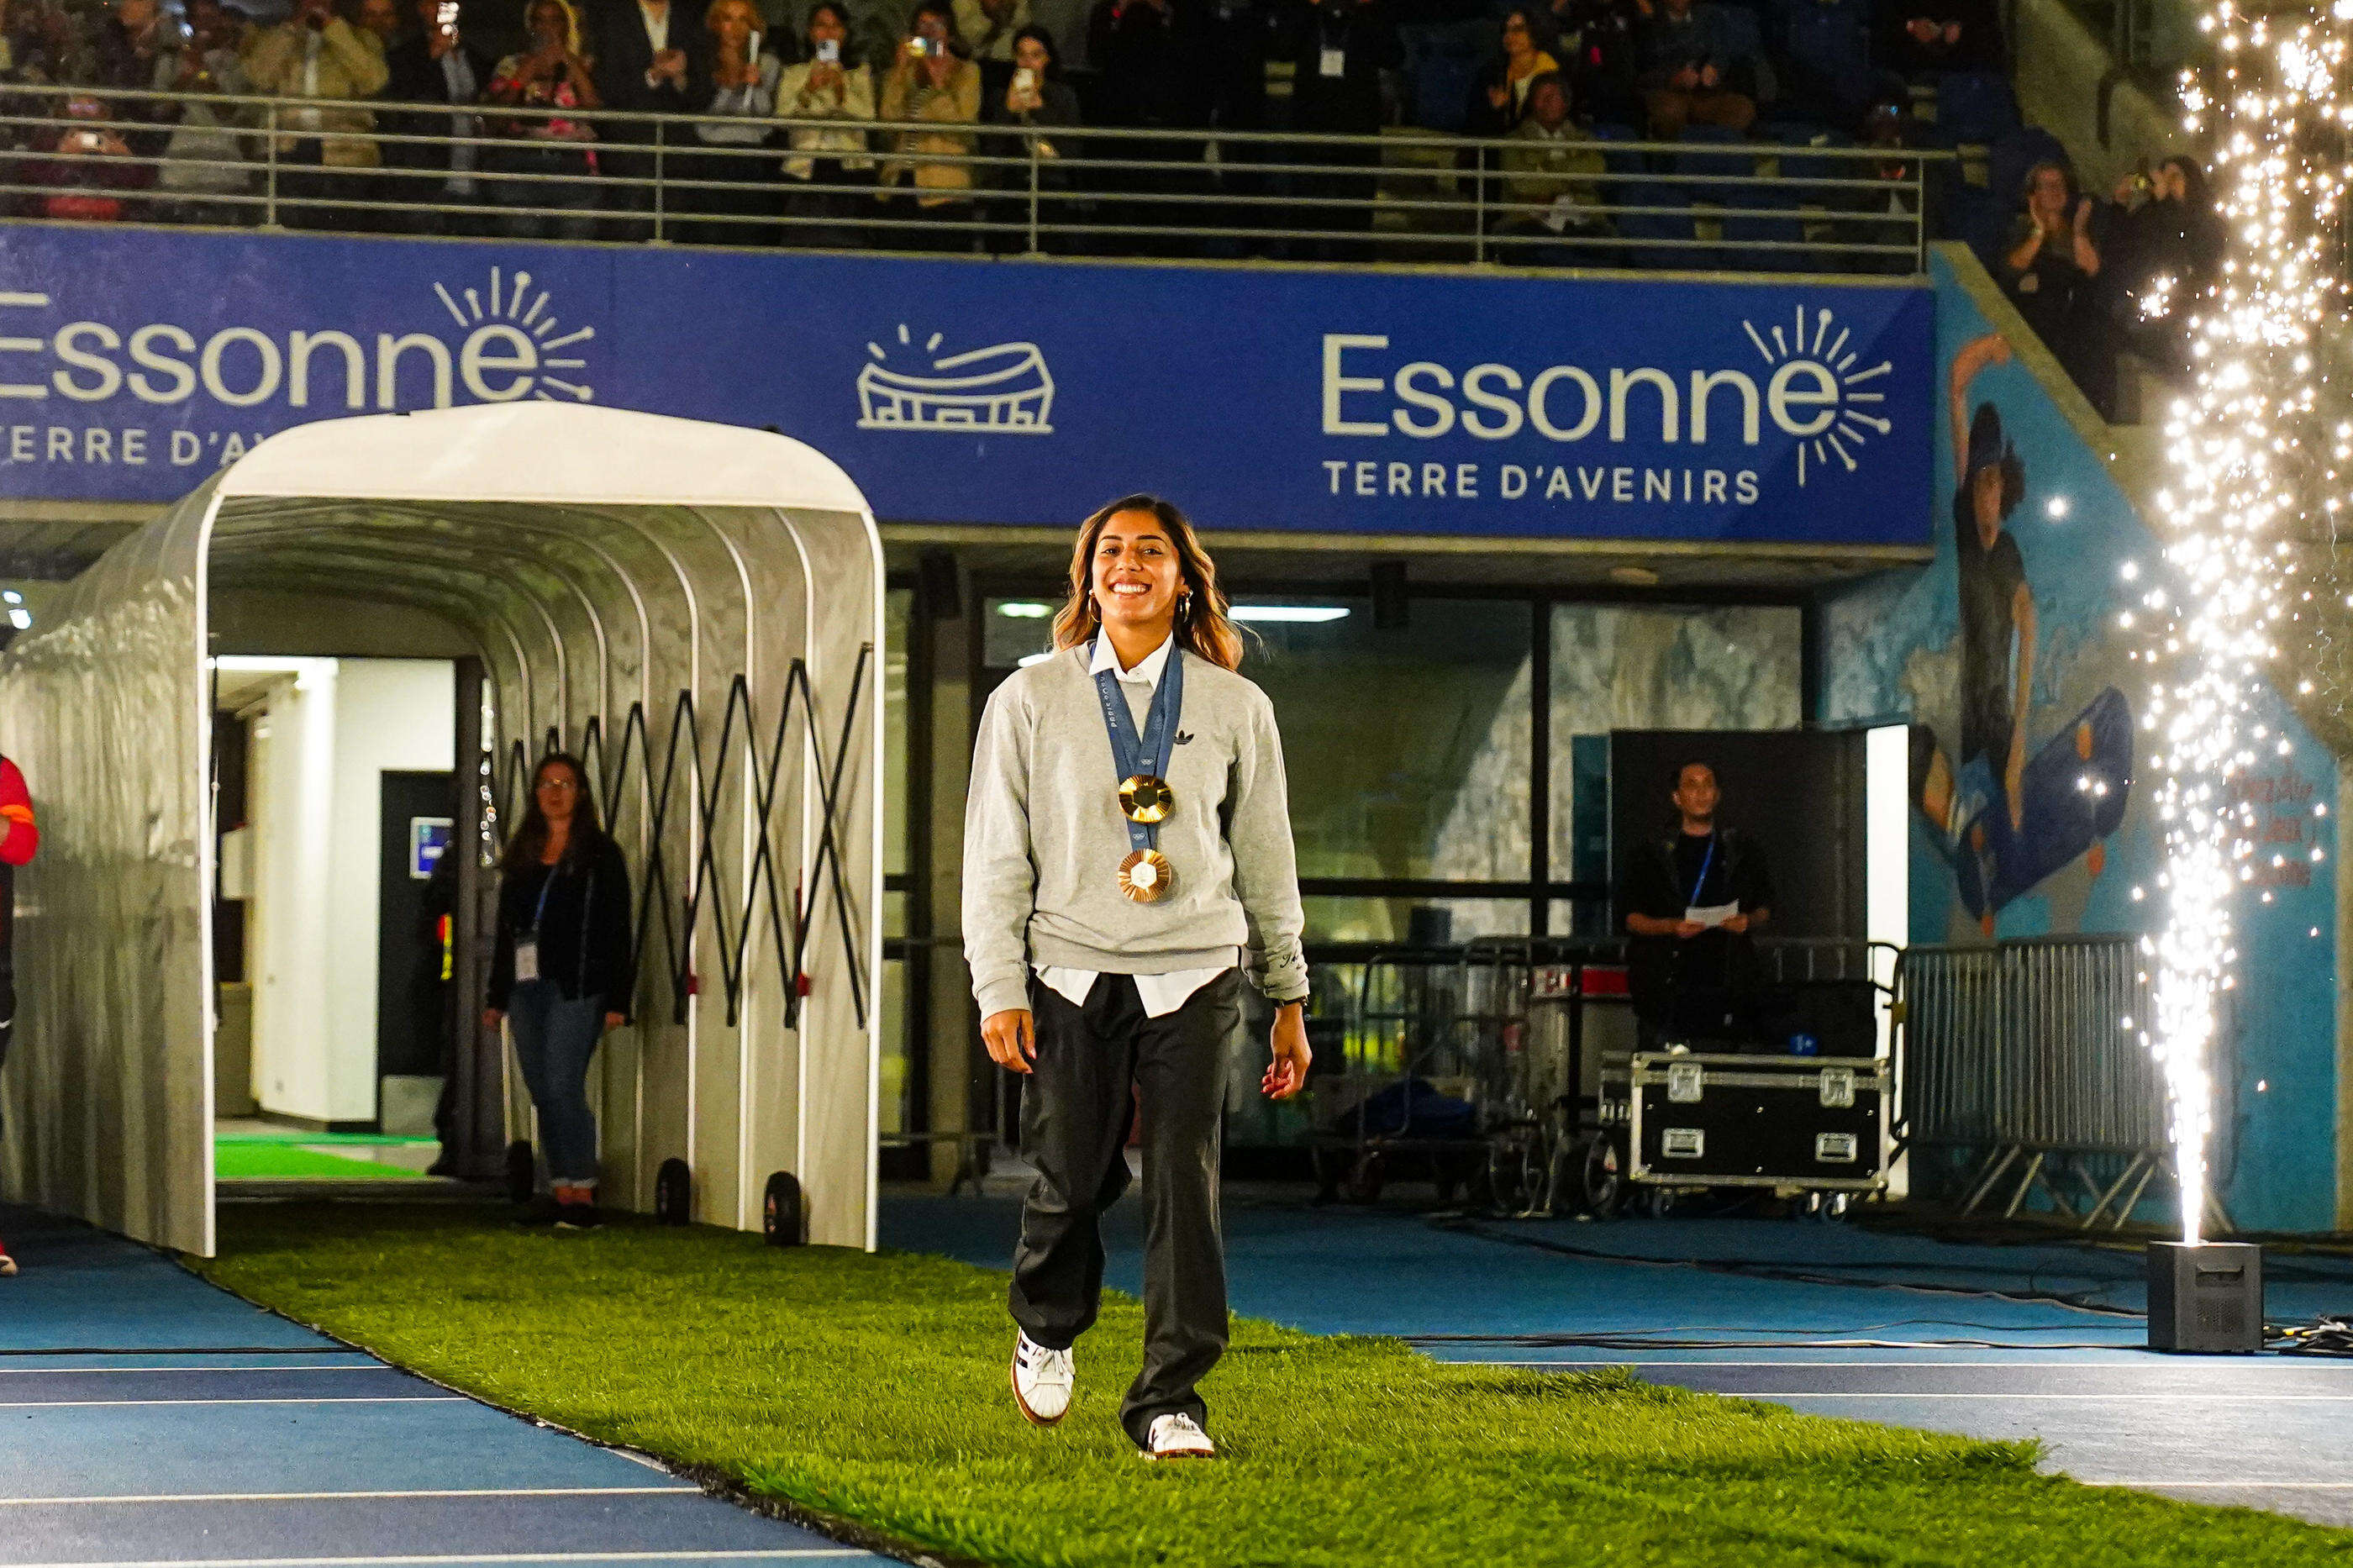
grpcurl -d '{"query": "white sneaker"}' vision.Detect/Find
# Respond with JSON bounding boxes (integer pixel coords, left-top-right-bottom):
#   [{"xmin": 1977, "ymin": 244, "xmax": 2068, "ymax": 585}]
[
  {"xmin": 1010, "ymin": 1332, "xmax": 1073, "ymax": 1426},
  {"xmin": 1143, "ymin": 1413, "xmax": 1215, "ymax": 1460}
]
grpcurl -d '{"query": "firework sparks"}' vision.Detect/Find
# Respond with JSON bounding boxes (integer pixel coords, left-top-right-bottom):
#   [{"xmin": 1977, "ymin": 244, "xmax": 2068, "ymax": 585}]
[{"xmin": 2144, "ymin": 1, "xmax": 2348, "ymax": 1244}]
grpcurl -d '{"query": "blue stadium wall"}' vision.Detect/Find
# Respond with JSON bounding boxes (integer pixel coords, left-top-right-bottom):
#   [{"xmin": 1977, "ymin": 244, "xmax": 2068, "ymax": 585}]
[{"xmin": 1823, "ymin": 247, "xmax": 2343, "ymax": 1234}]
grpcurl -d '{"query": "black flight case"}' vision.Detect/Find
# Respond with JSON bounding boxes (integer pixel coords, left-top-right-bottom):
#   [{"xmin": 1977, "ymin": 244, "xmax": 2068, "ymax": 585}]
[{"xmin": 1624, "ymin": 1051, "xmax": 1893, "ymax": 1197}]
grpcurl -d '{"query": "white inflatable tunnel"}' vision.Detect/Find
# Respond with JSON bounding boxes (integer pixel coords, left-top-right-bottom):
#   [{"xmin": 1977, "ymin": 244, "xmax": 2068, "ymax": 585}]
[{"xmin": 0, "ymin": 404, "xmax": 886, "ymax": 1257}]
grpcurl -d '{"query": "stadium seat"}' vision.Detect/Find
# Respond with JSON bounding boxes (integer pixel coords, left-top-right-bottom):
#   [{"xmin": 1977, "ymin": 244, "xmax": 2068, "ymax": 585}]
[
  {"xmin": 1933, "ymin": 71, "xmax": 2021, "ymax": 145},
  {"xmin": 1400, "ymin": 19, "xmax": 1492, "ymax": 136}
]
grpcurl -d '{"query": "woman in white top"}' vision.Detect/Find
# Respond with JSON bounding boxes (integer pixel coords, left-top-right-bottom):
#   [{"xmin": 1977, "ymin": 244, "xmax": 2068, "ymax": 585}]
[
  {"xmin": 683, "ymin": 0, "xmax": 782, "ymax": 245},
  {"xmin": 775, "ymin": 1, "xmax": 874, "ymax": 243}
]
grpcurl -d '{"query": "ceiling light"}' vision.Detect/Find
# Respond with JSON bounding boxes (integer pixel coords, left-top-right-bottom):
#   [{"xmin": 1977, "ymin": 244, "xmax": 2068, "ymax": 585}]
[
  {"xmin": 1608, "ymin": 565, "xmax": 1661, "ymax": 587},
  {"xmin": 1228, "ymin": 606, "xmax": 1350, "ymax": 624},
  {"xmin": 996, "ymin": 601, "xmax": 1053, "ymax": 618}
]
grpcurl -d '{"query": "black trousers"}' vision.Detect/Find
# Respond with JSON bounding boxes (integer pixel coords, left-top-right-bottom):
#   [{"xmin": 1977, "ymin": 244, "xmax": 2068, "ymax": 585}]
[{"xmin": 1009, "ymin": 967, "xmax": 1240, "ymax": 1446}]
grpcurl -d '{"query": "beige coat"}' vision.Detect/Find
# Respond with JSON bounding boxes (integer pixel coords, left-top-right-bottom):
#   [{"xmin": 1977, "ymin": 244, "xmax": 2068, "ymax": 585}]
[
  {"xmin": 775, "ymin": 58, "xmax": 875, "ymax": 178},
  {"xmin": 246, "ymin": 17, "xmax": 388, "ymax": 168},
  {"xmin": 878, "ymin": 55, "xmax": 980, "ymax": 205},
  {"xmin": 951, "ymin": 0, "xmax": 1031, "ymax": 63},
  {"xmin": 1503, "ymin": 118, "xmax": 1603, "ymax": 224}
]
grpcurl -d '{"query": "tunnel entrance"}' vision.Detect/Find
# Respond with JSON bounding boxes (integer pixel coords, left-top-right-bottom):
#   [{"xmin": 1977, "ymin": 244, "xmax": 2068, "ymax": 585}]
[{"xmin": 0, "ymin": 404, "xmax": 886, "ymax": 1256}]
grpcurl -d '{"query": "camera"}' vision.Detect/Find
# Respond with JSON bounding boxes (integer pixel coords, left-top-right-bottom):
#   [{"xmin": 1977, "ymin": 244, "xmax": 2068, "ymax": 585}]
[
  {"xmin": 906, "ymin": 34, "xmax": 935, "ymax": 56},
  {"xmin": 816, "ymin": 37, "xmax": 839, "ymax": 61}
]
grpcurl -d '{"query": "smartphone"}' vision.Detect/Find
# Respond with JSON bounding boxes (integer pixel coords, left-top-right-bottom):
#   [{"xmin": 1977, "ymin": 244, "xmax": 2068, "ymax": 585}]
[
  {"xmin": 907, "ymin": 34, "xmax": 934, "ymax": 56},
  {"xmin": 816, "ymin": 37, "xmax": 839, "ymax": 61},
  {"xmin": 435, "ymin": 1, "xmax": 457, "ymax": 34},
  {"xmin": 1013, "ymin": 66, "xmax": 1034, "ymax": 91}
]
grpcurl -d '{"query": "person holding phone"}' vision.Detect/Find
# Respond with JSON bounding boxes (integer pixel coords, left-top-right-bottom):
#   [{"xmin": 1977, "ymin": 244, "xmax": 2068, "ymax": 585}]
[
  {"xmin": 383, "ymin": 0, "xmax": 497, "ymax": 234},
  {"xmin": 486, "ymin": 0, "xmax": 603, "ymax": 239},
  {"xmin": 775, "ymin": 0, "xmax": 873, "ymax": 239},
  {"xmin": 965, "ymin": 494, "xmax": 1311, "ymax": 1461},
  {"xmin": 981, "ymin": 24, "xmax": 1075, "ymax": 249},
  {"xmin": 681, "ymin": 0, "xmax": 779, "ymax": 245},
  {"xmin": 245, "ymin": 0, "xmax": 391, "ymax": 226},
  {"xmin": 877, "ymin": 0, "xmax": 979, "ymax": 245},
  {"xmin": 485, "ymin": 752, "xmax": 633, "ymax": 1230}
]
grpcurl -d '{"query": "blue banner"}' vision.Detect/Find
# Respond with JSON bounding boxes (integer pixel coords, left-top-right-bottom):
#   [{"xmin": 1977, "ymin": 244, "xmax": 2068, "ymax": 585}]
[{"xmin": 0, "ymin": 224, "xmax": 1934, "ymax": 545}]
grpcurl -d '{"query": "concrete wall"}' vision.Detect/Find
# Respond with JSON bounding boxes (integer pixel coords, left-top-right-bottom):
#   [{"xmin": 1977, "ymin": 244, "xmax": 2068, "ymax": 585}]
[{"xmin": 246, "ymin": 657, "xmax": 453, "ymax": 1125}]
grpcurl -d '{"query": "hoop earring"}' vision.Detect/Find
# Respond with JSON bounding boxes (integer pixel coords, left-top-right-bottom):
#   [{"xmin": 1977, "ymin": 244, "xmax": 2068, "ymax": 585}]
[{"xmin": 1177, "ymin": 591, "xmax": 1193, "ymax": 619}]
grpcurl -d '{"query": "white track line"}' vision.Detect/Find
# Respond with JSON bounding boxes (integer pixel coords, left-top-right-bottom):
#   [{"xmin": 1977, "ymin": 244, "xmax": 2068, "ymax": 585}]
[
  {"xmin": 4, "ymin": 1544, "xmax": 871, "ymax": 1554},
  {"xmin": 0, "ymin": 1366, "xmax": 400, "ymax": 1376},
  {"xmin": 1751, "ymin": 1392, "xmax": 2353, "ymax": 1401},
  {"xmin": 2098, "ymin": 1481, "xmax": 2353, "ymax": 1489},
  {"xmin": 0, "ymin": 1397, "xmax": 461, "ymax": 1409},
  {"xmin": 0, "ymin": 1490, "xmax": 701, "ymax": 1507}
]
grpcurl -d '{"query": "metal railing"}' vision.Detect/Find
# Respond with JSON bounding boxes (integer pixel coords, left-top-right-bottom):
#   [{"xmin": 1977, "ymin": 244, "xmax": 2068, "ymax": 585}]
[
  {"xmin": 1897, "ymin": 934, "xmax": 2186, "ymax": 1229},
  {"xmin": 0, "ymin": 79, "xmax": 1949, "ymax": 269}
]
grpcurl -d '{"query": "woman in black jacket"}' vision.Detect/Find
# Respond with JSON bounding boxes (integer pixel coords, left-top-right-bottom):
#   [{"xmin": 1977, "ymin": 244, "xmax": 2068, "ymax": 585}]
[{"xmin": 485, "ymin": 751, "xmax": 633, "ymax": 1227}]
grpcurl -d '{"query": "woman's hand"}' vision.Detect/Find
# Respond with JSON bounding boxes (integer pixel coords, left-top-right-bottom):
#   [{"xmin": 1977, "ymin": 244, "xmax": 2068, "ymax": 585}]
[
  {"xmin": 923, "ymin": 49, "xmax": 954, "ymax": 88},
  {"xmin": 809, "ymin": 59, "xmax": 840, "ymax": 92},
  {"xmin": 1262, "ymin": 1003, "xmax": 1310, "ymax": 1100},
  {"xmin": 982, "ymin": 1008, "xmax": 1036, "ymax": 1073},
  {"xmin": 483, "ymin": 1007, "xmax": 505, "ymax": 1032},
  {"xmin": 1486, "ymin": 81, "xmax": 1509, "ymax": 110},
  {"xmin": 603, "ymin": 1011, "xmax": 625, "ymax": 1032}
]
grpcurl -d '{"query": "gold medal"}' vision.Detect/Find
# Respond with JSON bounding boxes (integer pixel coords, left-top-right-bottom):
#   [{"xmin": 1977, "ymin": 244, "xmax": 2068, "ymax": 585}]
[
  {"xmin": 1119, "ymin": 774, "xmax": 1174, "ymax": 824},
  {"xmin": 1118, "ymin": 849, "xmax": 1176, "ymax": 902}
]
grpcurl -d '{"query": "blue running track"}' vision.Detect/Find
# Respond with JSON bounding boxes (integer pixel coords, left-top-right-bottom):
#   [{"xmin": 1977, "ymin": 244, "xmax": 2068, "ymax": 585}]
[
  {"xmin": 885, "ymin": 1191, "xmax": 2353, "ymax": 1528},
  {"xmin": 0, "ymin": 1205, "xmax": 891, "ymax": 1568}
]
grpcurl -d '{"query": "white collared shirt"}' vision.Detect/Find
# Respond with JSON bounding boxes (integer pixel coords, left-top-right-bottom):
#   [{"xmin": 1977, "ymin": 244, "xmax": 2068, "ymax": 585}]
[{"xmin": 1032, "ymin": 633, "xmax": 1234, "ymax": 1018}]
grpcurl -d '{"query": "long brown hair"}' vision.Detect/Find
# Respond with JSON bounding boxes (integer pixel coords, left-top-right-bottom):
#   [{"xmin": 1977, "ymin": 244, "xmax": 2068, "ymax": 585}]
[
  {"xmin": 1049, "ymin": 494, "xmax": 1245, "ymax": 671},
  {"xmin": 500, "ymin": 750, "xmax": 608, "ymax": 876}
]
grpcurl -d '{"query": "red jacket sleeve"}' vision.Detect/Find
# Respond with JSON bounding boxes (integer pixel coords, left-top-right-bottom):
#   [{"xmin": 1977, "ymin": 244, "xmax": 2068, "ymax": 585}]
[{"xmin": 0, "ymin": 757, "xmax": 38, "ymax": 867}]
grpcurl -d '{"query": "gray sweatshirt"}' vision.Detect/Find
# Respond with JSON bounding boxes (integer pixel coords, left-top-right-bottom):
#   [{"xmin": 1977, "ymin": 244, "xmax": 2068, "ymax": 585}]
[{"xmin": 962, "ymin": 643, "xmax": 1310, "ymax": 1020}]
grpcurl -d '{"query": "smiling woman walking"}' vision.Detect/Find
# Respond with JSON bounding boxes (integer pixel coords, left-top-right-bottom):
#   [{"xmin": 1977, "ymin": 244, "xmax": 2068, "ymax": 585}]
[{"xmin": 963, "ymin": 493, "xmax": 1312, "ymax": 1461}]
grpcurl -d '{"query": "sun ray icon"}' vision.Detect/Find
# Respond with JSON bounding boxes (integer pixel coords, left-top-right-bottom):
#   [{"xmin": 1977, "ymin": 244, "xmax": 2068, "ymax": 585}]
[
  {"xmin": 1739, "ymin": 306, "xmax": 1891, "ymax": 487},
  {"xmin": 429, "ymin": 266, "xmax": 596, "ymax": 403}
]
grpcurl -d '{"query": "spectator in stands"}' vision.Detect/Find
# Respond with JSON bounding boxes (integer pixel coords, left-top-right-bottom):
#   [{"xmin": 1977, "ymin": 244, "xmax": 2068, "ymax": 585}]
[
  {"xmin": 878, "ymin": 0, "xmax": 981, "ymax": 247},
  {"xmin": 1871, "ymin": 0, "xmax": 2000, "ymax": 76},
  {"xmin": 776, "ymin": 0, "xmax": 873, "ymax": 242},
  {"xmin": 383, "ymin": 0, "xmax": 495, "ymax": 234},
  {"xmin": 1637, "ymin": 0, "xmax": 1755, "ymax": 139},
  {"xmin": 2001, "ymin": 158, "xmax": 2106, "ymax": 406},
  {"xmin": 682, "ymin": 0, "xmax": 781, "ymax": 245},
  {"xmin": 1495, "ymin": 70, "xmax": 1603, "ymax": 264},
  {"xmin": 1466, "ymin": 8, "xmax": 1558, "ymax": 138},
  {"xmin": 590, "ymin": 0, "xmax": 711, "ymax": 238},
  {"xmin": 90, "ymin": 0, "xmax": 171, "ymax": 203},
  {"xmin": 486, "ymin": 0, "xmax": 603, "ymax": 239},
  {"xmin": 1284, "ymin": 0, "xmax": 1399, "ymax": 261},
  {"xmin": 1196, "ymin": 0, "xmax": 1271, "ymax": 250},
  {"xmin": 20, "ymin": 91, "xmax": 139, "ymax": 218},
  {"xmin": 1547, "ymin": 0, "xmax": 1643, "ymax": 128},
  {"xmin": 954, "ymin": 0, "xmax": 1027, "ymax": 100},
  {"xmin": 1087, "ymin": 0, "xmax": 1198, "ymax": 253},
  {"xmin": 0, "ymin": 750, "xmax": 36, "ymax": 1277},
  {"xmin": 246, "ymin": 0, "xmax": 389, "ymax": 229},
  {"xmin": 983, "ymin": 22, "xmax": 1076, "ymax": 246},
  {"xmin": 150, "ymin": 0, "xmax": 255, "ymax": 224},
  {"xmin": 2098, "ymin": 155, "xmax": 2221, "ymax": 385},
  {"xmin": 357, "ymin": 0, "xmax": 403, "ymax": 48},
  {"xmin": 1830, "ymin": 90, "xmax": 1922, "ymax": 271}
]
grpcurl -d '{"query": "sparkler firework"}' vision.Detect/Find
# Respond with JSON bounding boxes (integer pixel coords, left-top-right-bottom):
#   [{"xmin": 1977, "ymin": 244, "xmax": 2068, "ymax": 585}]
[{"xmin": 2142, "ymin": 1, "xmax": 2344, "ymax": 1244}]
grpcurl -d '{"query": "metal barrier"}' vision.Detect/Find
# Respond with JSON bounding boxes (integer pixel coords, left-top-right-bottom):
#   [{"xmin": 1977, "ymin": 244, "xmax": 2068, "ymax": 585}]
[
  {"xmin": 1897, "ymin": 934, "xmax": 2177, "ymax": 1229},
  {"xmin": 495, "ymin": 661, "xmax": 875, "ymax": 1035},
  {"xmin": 0, "ymin": 80, "xmax": 1949, "ymax": 270}
]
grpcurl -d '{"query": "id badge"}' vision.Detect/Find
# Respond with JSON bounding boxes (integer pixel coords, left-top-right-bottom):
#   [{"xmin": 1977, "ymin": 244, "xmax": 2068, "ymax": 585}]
[
  {"xmin": 1319, "ymin": 45, "xmax": 1345, "ymax": 76},
  {"xmin": 514, "ymin": 938, "xmax": 540, "ymax": 982}
]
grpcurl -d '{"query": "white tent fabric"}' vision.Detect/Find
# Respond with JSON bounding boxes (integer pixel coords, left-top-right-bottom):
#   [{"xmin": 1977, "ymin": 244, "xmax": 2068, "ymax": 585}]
[{"xmin": 0, "ymin": 405, "xmax": 885, "ymax": 1256}]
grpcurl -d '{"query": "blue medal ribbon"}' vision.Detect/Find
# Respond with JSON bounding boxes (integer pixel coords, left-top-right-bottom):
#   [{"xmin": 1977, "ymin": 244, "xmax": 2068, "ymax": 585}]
[{"xmin": 1093, "ymin": 638, "xmax": 1183, "ymax": 857}]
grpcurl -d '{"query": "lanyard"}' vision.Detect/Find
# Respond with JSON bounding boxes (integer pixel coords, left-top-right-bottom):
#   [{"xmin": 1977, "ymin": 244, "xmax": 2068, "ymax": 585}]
[
  {"xmin": 526, "ymin": 862, "xmax": 560, "ymax": 934},
  {"xmin": 1683, "ymin": 833, "xmax": 1718, "ymax": 907},
  {"xmin": 1092, "ymin": 639, "xmax": 1183, "ymax": 855}
]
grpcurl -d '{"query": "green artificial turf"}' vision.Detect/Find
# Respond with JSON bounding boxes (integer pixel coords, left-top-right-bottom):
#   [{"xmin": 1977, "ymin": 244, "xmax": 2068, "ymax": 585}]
[
  {"xmin": 212, "ymin": 1144, "xmax": 431, "ymax": 1181},
  {"xmin": 195, "ymin": 1203, "xmax": 2353, "ymax": 1568}
]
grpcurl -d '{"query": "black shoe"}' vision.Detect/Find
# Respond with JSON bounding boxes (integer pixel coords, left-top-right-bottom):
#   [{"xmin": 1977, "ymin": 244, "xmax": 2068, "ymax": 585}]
[
  {"xmin": 515, "ymin": 1195, "xmax": 561, "ymax": 1227},
  {"xmin": 554, "ymin": 1202, "xmax": 603, "ymax": 1230}
]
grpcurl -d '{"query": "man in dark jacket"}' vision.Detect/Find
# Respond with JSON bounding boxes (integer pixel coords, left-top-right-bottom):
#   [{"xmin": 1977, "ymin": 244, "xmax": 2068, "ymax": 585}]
[
  {"xmin": 382, "ymin": 0, "xmax": 496, "ymax": 232},
  {"xmin": 587, "ymin": 0, "xmax": 711, "ymax": 236},
  {"xmin": 1635, "ymin": 0, "xmax": 1754, "ymax": 137},
  {"xmin": 1283, "ymin": 0, "xmax": 1398, "ymax": 260},
  {"xmin": 1619, "ymin": 761, "xmax": 1774, "ymax": 1049}
]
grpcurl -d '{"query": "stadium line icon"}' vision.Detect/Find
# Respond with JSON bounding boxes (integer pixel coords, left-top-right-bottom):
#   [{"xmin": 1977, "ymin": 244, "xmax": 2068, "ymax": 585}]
[{"xmin": 857, "ymin": 326, "xmax": 1054, "ymax": 434}]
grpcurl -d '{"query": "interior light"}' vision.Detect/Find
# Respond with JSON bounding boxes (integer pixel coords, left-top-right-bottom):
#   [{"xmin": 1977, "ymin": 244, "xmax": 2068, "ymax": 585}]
[
  {"xmin": 7, "ymin": 608, "xmax": 28, "ymax": 630},
  {"xmin": 1228, "ymin": 606, "xmax": 1351, "ymax": 624},
  {"xmin": 997, "ymin": 602, "xmax": 1054, "ymax": 618},
  {"xmin": 1016, "ymin": 651, "xmax": 1055, "ymax": 667},
  {"xmin": 2, "ymin": 591, "xmax": 20, "ymax": 605}
]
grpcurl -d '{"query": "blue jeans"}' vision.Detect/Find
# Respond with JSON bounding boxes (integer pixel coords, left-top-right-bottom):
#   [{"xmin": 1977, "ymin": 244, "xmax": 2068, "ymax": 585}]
[{"xmin": 508, "ymin": 980, "xmax": 605, "ymax": 1187}]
